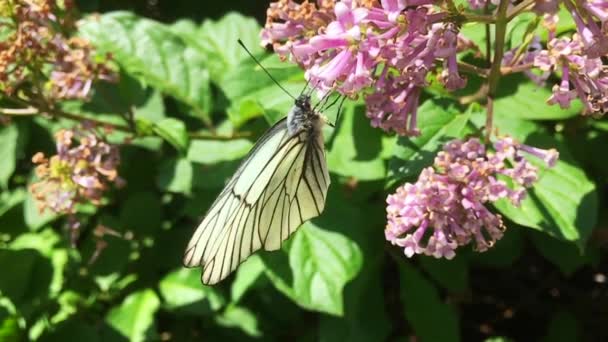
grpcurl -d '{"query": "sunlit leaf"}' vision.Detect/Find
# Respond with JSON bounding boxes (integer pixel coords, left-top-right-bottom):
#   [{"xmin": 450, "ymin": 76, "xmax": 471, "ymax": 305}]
[
  {"xmin": 327, "ymin": 102, "xmax": 388, "ymax": 181},
  {"xmin": 80, "ymin": 12, "xmax": 212, "ymax": 121},
  {"xmin": 263, "ymin": 223, "xmax": 363, "ymax": 316},
  {"xmin": 105, "ymin": 289, "xmax": 160, "ymax": 342},
  {"xmin": 0, "ymin": 124, "xmax": 19, "ymax": 188},
  {"xmin": 389, "ymin": 99, "xmax": 471, "ymax": 182},
  {"xmin": 157, "ymin": 158, "xmax": 193, "ymax": 195},
  {"xmin": 230, "ymin": 255, "xmax": 265, "ymax": 303},
  {"xmin": 153, "ymin": 118, "xmax": 189, "ymax": 153},
  {"xmin": 187, "ymin": 139, "xmax": 253, "ymax": 164},
  {"xmin": 158, "ymin": 268, "xmax": 224, "ymax": 314},
  {"xmin": 215, "ymin": 305, "xmax": 261, "ymax": 337}
]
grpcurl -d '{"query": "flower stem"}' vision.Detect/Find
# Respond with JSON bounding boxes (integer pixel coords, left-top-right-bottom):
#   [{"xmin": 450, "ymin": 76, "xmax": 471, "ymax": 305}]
[
  {"xmin": 0, "ymin": 107, "xmax": 38, "ymax": 115},
  {"xmin": 507, "ymin": 0, "xmax": 536, "ymax": 21},
  {"xmin": 463, "ymin": 13, "xmax": 496, "ymax": 24},
  {"xmin": 2, "ymin": 97, "xmax": 248, "ymax": 141},
  {"xmin": 458, "ymin": 62, "xmax": 490, "ymax": 78},
  {"xmin": 486, "ymin": 0, "xmax": 510, "ymax": 141}
]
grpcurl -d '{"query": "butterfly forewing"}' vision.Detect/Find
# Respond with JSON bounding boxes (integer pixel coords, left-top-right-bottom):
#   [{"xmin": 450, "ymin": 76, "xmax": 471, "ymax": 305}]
[{"xmin": 183, "ymin": 115, "xmax": 330, "ymax": 285}]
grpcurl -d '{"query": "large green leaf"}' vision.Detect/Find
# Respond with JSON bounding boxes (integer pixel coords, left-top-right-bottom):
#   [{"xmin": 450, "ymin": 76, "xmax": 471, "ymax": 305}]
[
  {"xmin": 399, "ymin": 262, "xmax": 460, "ymax": 342},
  {"xmin": 79, "ymin": 12, "xmax": 212, "ymax": 121},
  {"xmin": 0, "ymin": 189, "xmax": 25, "ymax": 219},
  {"xmin": 230, "ymin": 255, "xmax": 265, "ymax": 303},
  {"xmin": 262, "ymin": 223, "xmax": 363, "ymax": 316},
  {"xmin": 389, "ymin": 99, "xmax": 471, "ymax": 181},
  {"xmin": 327, "ymin": 102, "xmax": 389, "ymax": 181},
  {"xmin": 528, "ymin": 230, "xmax": 599, "ymax": 276},
  {"xmin": 10, "ymin": 229, "xmax": 68, "ymax": 298},
  {"xmin": 221, "ymin": 55, "xmax": 305, "ymax": 126},
  {"xmin": 105, "ymin": 289, "xmax": 160, "ymax": 342},
  {"xmin": 494, "ymin": 75, "xmax": 582, "ymax": 120},
  {"xmin": 153, "ymin": 118, "xmax": 189, "ymax": 153},
  {"xmin": 0, "ymin": 124, "xmax": 19, "ymax": 188},
  {"xmin": 176, "ymin": 12, "xmax": 262, "ymax": 85},
  {"xmin": 318, "ymin": 254, "xmax": 390, "ymax": 342},
  {"xmin": 158, "ymin": 268, "xmax": 224, "ymax": 315},
  {"xmin": 470, "ymin": 112, "xmax": 598, "ymax": 249},
  {"xmin": 156, "ymin": 158, "xmax": 193, "ymax": 195},
  {"xmin": 493, "ymin": 138, "xmax": 597, "ymax": 249},
  {"xmin": 187, "ymin": 139, "xmax": 253, "ymax": 164},
  {"xmin": 215, "ymin": 305, "xmax": 261, "ymax": 338}
]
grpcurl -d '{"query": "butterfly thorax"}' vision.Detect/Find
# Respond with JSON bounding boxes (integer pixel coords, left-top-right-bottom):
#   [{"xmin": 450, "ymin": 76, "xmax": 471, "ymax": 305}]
[{"xmin": 287, "ymin": 95, "xmax": 320, "ymax": 136}]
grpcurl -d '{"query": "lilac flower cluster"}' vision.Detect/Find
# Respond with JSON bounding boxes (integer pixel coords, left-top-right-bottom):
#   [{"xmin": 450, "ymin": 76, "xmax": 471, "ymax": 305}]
[
  {"xmin": 30, "ymin": 123, "xmax": 124, "ymax": 216},
  {"xmin": 261, "ymin": 0, "xmax": 467, "ymax": 135},
  {"xmin": 0, "ymin": 0, "xmax": 114, "ymax": 100},
  {"xmin": 531, "ymin": 0, "xmax": 608, "ymax": 115},
  {"xmin": 385, "ymin": 137, "xmax": 558, "ymax": 259}
]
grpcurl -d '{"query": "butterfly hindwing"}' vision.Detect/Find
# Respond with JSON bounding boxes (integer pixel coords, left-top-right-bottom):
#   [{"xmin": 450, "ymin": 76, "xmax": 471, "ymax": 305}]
[{"xmin": 183, "ymin": 119, "xmax": 329, "ymax": 285}]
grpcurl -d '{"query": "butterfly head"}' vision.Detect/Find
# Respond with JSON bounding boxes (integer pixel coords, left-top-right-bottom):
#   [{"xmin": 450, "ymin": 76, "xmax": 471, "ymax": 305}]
[{"xmin": 295, "ymin": 94, "xmax": 312, "ymax": 112}]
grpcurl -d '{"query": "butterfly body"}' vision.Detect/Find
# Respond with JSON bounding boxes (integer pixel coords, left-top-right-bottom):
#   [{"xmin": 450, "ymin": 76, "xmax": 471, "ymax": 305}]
[{"xmin": 183, "ymin": 95, "xmax": 330, "ymax": 285}]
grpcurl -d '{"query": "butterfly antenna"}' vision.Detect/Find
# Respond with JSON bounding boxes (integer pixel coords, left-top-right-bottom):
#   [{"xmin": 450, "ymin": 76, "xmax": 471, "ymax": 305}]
[
  {"xmin": 238, "ymin": 39, "xmax": 296, "ymax": 100},
  {"xmin": 313, "ymin": 91, "xmax": 331, "ymax": 112},
  {"xmin": 299, "ymin": 78, "xmax": 311, "ymax": 96},
  {"xmin": 334, "ymin": 96, "xmax": 346, "ymax": 127}
]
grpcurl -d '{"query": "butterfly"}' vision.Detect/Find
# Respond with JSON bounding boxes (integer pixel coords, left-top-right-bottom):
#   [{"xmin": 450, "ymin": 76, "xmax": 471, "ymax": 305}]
[{"xmin": 183, "ymin": 93, "xmax": 334, "ymax": 285}]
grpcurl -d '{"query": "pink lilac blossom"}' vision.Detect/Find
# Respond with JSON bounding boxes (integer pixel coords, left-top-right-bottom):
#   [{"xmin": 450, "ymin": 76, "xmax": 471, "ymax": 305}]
[
  {"xmin": 534, "ymin": 34, "xmax": 608, "ymax": 114},
  {"xmin": 30, "ymin": 123, "xmax": 124, "ymax": 216},
  {"xmin": 261, "ymin": 0, "xmax": 468, "ymax": 136},
  {"xmin": 385, "ymin": 137, "xmax": 558, "ymax": 259}
]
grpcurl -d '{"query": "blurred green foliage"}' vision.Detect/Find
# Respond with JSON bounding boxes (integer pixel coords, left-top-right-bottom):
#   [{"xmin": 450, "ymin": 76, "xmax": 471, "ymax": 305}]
[{"xmin": 0, "ymin": 1, "xmax": 607, "ymax": 341}]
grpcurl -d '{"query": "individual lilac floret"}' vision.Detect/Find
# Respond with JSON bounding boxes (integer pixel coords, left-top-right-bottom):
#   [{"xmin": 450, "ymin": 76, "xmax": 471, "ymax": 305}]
[{"xmin": 386, "ymin": 137, "xmax": 559, "ymax": 259}]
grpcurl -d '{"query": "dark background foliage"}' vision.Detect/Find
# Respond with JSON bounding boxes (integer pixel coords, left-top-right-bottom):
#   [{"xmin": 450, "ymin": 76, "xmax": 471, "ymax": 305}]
[{"xmin": 0, "ymin": 1, "xmax": 607, "ymax": 341}]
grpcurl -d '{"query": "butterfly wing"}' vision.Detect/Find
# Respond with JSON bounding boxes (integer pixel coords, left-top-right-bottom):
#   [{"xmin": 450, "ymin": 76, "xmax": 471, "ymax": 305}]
[{"xmin": 183, "ymin": 118, "xmax": 330, "ymax": 285}]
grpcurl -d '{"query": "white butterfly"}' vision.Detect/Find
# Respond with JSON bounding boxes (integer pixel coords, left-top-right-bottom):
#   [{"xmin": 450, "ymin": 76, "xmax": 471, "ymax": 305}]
[{"xmin": 183, "ymin": 94, "xmax": 331, "ymax": 285}]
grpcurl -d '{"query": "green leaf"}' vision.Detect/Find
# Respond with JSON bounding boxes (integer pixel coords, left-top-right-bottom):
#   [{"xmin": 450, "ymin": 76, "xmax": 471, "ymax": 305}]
[
  {"xmin": 399, "ymin": 262, "xmax": 460, "ymax": 342},
  {"xmin": 156, "ymin": 158, "xmax": 193, "ymax": 195},
  {"xmin": 230, "ymin": 255, "xmax": 265, "ymax": 303},
  {"xmin": 419, "ymin": 255, "xmax": 469, "ymax": 293},
  {"xmin": 158, "ymin": 268, "xmax": 224, "ymax": 314},
  {"xmin": 318, "ymin": 255, "xmax": 390, "ymax": 342},
  {"xmin": 263, "ymin": 223, "xmax": 363, "ymax": 316},
  {"xmin": 0, "ymin": 314, "xmax": 21, "ymax": 342},
  {"xmin": 389, "ymin": 99, "xmax": 471, "ymax": 181},
  {"xmin": 221, "ymin": 54, "xmax": 304, "ymax": 126},
  {"xmin": 105, "ymin": 289, "xmax": 160, "ymax": 342},
  {"xmin": 215, "ymin": 305, "xmax": 261, "ymax": 337},
  {"xmin": 493, "ymin": 141, "xmax": 597, "ymax": 249},
  {"xmin": 187, "ymin": 139, "xmax": 253, "ymax": 164},
  {"xmin": 119, "ymin": 192, "xmax": 162, "ymax": 235},
  {"xmin": 153, "ymin": 118, "xmax": 189, "ymax": 153},
  {"xmin": 327, "ymin": 102, "xmax": 388, "ymax": 181},
  {"xmin": 0, "ymin": 124, "xmax": 19, "ymax": 188},
  {"xmin": 23, "ymin": 176, "xmax": 58, "ymax": 231},
  {"xmin": 10, "ymin": 229, "xmax": 68, "ymax": 298},
  {"xmin": 528, "ymin": 230, "xmax": 599, "ymax": 276},
  {"xmin": 0, "ymin": 189, "xmax": 25, "ymax": 218},
  {"xmin": 79, "ymin": 12, "xmax": 212, "ymax": 121},
  {"xmin": 494, "ymin": 75, "xmax": 582, "ymax": 120},
  {"xmin": 0, "ymin": 248, "xmax": 53, "ymax": 307},
  {"xmin": 186, "ymin": 12, "xmax": 263, "ymax": 84}
]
